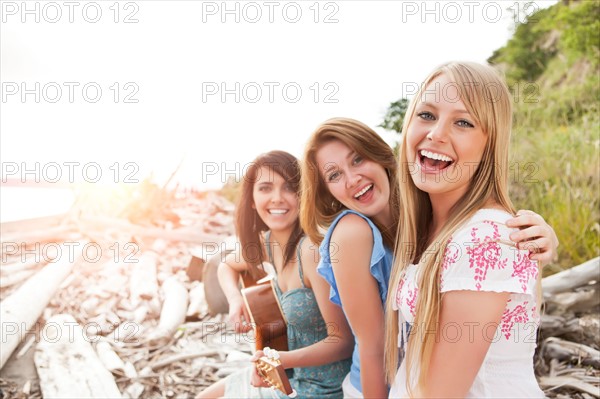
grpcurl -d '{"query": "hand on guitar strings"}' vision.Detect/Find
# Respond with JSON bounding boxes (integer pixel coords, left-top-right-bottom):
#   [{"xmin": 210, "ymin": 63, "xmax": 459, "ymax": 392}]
[{"xmin": 250, "ymin": 350, "xmax": 271, "ymax": 389}]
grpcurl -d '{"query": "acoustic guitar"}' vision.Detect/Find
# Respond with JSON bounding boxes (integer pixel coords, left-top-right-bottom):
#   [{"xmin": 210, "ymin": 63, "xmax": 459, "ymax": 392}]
[
  {"xmin": 240, "ymin": 263, "xmax": 293, "ymax": 393},
  {"xmin": 240, "ymin": 270, "xmax": 288, "ymax": 352},
  {"xmin": 255, "ymin": 347, "xmax": 297, "ymax": 398}
]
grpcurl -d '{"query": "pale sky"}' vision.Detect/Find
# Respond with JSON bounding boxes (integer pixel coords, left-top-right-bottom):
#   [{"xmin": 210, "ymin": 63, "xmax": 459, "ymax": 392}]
[{"xmin": 1, "ymin": 0, "xmax": 558, "ymax": 190}]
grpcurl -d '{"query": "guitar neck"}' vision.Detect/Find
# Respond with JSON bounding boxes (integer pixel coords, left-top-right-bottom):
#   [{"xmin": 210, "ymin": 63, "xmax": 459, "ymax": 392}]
[{"xmin": 256, "ymin": 356, "xmax": 296, "ymax": 397}]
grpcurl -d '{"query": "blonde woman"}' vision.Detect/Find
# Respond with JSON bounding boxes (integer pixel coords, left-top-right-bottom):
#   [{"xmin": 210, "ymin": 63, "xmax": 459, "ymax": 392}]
[
  {"xmin": 300, "ymin": 118, "xmax": 557, "ymax": 398},
  {"xmin": 386, "ymin": 62, "xmax": 546, "ymax": 397}
]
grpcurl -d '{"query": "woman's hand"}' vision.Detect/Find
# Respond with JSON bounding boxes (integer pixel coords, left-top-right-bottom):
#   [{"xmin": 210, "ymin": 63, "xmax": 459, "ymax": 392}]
[
  {"xmin": 227, "ymin": 297, "xmax": 252, "ymax": 333},
  {"xmin": 249, "ymin": 350, "xmax": 271, "ymax": 388},
  {"xmin": 507, "ymin": 209, "xmax": 559, "ymax": 266},
  {"xmin": 217, "ymin": 253, "xmax": 253, "ymax": 333}
]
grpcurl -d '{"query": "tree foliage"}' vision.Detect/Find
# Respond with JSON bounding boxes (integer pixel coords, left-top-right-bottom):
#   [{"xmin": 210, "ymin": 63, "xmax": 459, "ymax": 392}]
[
  {"xmin": 488, "ymin": 0, "xmax": 599, "ymax": 86},
  {"xmin": 378, "ymin": 98, "xmax": 409, "ymax": 135}
]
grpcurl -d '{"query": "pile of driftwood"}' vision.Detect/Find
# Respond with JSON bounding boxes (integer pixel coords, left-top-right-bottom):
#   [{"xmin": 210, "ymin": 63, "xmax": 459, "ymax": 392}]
[
  {"xmin": 0, "ymin": 189, "xmax": 248, "ymax": 398},
  {"xmin": 536, "ymin": 257, "xmax": 600, "ymax": 398},
  {"xmin": 0, "ymin": 184, "xmax": 599, "ymax": 398}
]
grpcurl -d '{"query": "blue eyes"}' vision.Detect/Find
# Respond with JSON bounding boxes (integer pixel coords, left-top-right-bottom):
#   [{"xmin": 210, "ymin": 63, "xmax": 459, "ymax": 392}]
[
  {"xmin": 417, "ymin": 111, "xmax": 435, "ymax": 121},
  {"xmin": 456, "ymin": 119, "xmax": 474, "ymax": 128},
  {"xmin": 417, "ymin": 111, "xmax": 475, "ymax": 128},
  {"xmin": 327, "ymin": 171, "xmax": 340, "ymax": 182},
  {"xmin": 326, "ymin": 155, "xmax": 362, "ymax": 182}
]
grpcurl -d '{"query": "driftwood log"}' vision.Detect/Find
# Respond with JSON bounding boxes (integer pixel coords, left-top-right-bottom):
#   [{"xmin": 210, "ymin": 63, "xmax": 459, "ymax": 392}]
[
  {"xmin": 33, "ymin": 314, "xmax": 122, "ymax": 398},
  {"xmin": 537, "ymin": 258, "xmax": 600, "ymax": 398},
  {"xmin": 0, "ymin": 269, "xmax": 38, "ymax": 288},
  {"xmin": 0, "ymin": 259, "xmax": 43, "ymax": 275},
  {"xmin": 0, "ymin": 225, "xmax": 75, "ymax": 246},
  {"xmin": 146, "ymin": 276, "xmax": 188, "ymax": 344},
  {"xmin": 538, "ymin": 376, "xmax": 600, "ymax": 397},
  {"xmin": 542, "ymin": 257, "xmax": 600, "ymax": 297},
  {"xmin": 1, "ymin": 214, "xmax": 73, "ymax": 247},
  {"xmin": 187, "ymin": 283, "xmax": 208, "ymax": 319},
  {"xmin": 95, "ymin": 340, "xmax": 127, "ymax": 373},
  {"xmin": 541, "ymin": 314, "xmax": 600, "ymax": 343},
  {"xmin": 0, "ymin": 243, "xmax": 83, "ymax": 369},
  {"xmin": 545, "ymin": 287, "xmax": 600, "ymax": 313},
  {"xmin": 542, "ymin": 337, "xmax": 600, "ymax": 368}
]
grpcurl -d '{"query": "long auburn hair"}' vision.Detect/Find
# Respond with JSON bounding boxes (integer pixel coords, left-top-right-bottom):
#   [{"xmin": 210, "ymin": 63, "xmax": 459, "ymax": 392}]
[
  {"xmin": 384, "ymin": 62, "xmax": 518, "ymax": 394},
  {"xmin": 236, "ymin": 150, "xmax": 303, "ymax": 280},
  {"xmin": 300, "ymin": 117, "xmax": 400, "ymax": 249}
]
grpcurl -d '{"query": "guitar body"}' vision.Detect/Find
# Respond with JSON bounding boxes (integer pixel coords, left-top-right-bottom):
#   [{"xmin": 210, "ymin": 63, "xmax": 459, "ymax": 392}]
[{"xmin": 241, "ymin": 269, "xmax": 288, "ymax": 352}]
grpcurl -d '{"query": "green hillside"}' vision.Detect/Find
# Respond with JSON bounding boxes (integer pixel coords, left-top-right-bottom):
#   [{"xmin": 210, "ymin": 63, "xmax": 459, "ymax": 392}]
[{"xmin": 488, "ymin": 0, "xmax": 599, "ymax": 274}]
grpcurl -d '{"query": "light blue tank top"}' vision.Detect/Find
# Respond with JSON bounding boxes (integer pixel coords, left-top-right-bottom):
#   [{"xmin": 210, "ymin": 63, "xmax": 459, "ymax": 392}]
[{"xmin": 317, "ymin": 210, "xmax": 394, "ymax": 393}]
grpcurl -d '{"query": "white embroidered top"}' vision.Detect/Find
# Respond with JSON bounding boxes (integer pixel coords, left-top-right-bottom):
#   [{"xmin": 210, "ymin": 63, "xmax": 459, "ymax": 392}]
[{"xmin": 389, "ymin": 209, "xmax": 544, "ymax": 398}]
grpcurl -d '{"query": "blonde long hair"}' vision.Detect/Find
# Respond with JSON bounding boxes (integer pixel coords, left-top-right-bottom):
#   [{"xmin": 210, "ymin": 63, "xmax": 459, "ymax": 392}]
[
  {"xmin": 300, "ymin": 117, "xmax": 400, "ymax": 249},
  {"xmin": 384, "ymin": 62, "xmax": 516, "ymax": 393}
]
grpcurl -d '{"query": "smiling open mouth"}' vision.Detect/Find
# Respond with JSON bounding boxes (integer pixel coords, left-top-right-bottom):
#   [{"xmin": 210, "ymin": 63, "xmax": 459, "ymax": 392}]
[
  {"xmin": 268, "ymin": 209, "xmax": 288, "ymax": 215},
  {"xmin": 354, "ymin": 184, "xmax": 373, "ymax": 199},
  {"xmin": 419, "ymin": 150, "xmax": 454, "ymax": 171}
]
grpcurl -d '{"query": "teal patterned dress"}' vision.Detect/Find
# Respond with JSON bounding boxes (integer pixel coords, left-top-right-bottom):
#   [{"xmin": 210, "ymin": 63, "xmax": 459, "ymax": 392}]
[{"xmin": 223, "ymin": 234, "xmax": 351, "ymax": 399}]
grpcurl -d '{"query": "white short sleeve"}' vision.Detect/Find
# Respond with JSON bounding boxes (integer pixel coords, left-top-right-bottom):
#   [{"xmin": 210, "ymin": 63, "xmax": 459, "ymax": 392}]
[{"xmin": 440, "ymin": 219, "xmax": 539, "ymax": 298}]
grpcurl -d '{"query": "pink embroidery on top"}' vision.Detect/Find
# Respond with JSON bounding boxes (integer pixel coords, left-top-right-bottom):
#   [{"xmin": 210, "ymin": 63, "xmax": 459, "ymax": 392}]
[
  {"xmin": 466, "ymin": 222, "xmax": 508, "ymax": 290},
  {"xmin": 406, "ymin": 286, "xmax": 418, "ymax": 317},
  {"xmin": 442, "ymin": 237, "xmax": 459, "ymax": 271},
  {"xmin": 501, "ymin": 301, "xmax": 530, "ymax": 340},
  {"xmin": 395, "ymin": 277, "xmax": 405, "ymax": 309},
  {"xmin": 441, "ymin": 237, "xmax": 459, "ymax": 290},
  {"xmin": 396, "ymin": 276, "xmax": 417, "ymax": 319},
  {"xmin": 512, "ymin": 252, "xmax": 539, "ymax": 293}
]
